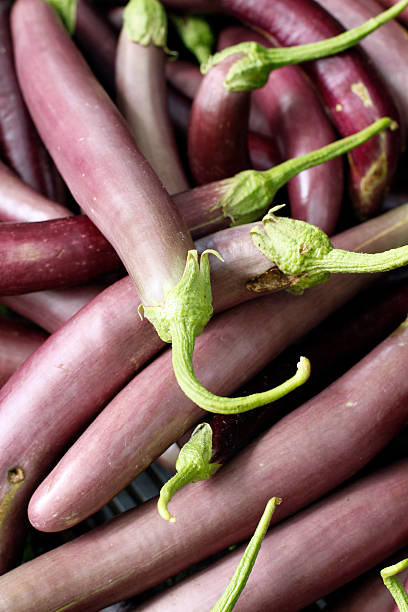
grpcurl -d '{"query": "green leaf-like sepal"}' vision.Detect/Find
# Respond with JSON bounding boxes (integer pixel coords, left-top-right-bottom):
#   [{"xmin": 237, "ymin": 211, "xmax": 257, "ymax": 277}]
[
  {"xmin": 171, "ymin": 14, "xmax": 214, "ymax": 65},
  {"xmin": 201, "ymin": 0, "xmax": 408, "ymax": 91},
  {"xmin": 124, "ymin": 0, "xmax": 168, "ymax": 48},
  {"xmin": 216, "ymin": 171, "xmax": 275, "ymax": 226},
  {"xmin": 157, "ymin": 423, "xmax": 221, "ymax": 522},
  {"xmin": 46, "ymin": 0, "xmax": 78, "ymax": 35},
  {"xmin": 143, "ymin": 249, "xmax": 220, "ymax": 343},
  {"xmin": 251, "ymin": 206, "xmax": 408, "ymax": 294},
  {"xmin": 251, "ymin": 208, "xmax": 332, "ymax": 294}
]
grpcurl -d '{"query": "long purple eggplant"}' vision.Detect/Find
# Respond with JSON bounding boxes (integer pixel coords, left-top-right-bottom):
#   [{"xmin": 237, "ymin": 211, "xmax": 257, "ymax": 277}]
[
  {"xmin": 314, "ymin": 0, "xmax": 408, "ymax": 131},
  {"xmin": 115, "ymin": 2, "xmax": 190, "ymax": 194},
  {"xmin": 137, "ymin": 459, "xmax": 408, "ymax": 612},
  {"xmin": 218, "ymin": 26, "xmax": 343, "ymax": 234},
  {"xmin": 0, "ymin": 1, "xmax": 64, "ymax": 199},
  {"xmin": 3, "ymin": 313, "xmax": 408, "ymax": 609},
  {"xmin": 0, "ymin": 204, "xmax": 405, "ymax": 573},
  {"xmin": 26, "ymin": 205, "xmax": 408, "ymax": 534},
  {"xmin": 164, "ymin": 0, "xmax": 404, "ymax": 218},
  {"xmin": 0, "ymin": 216, "xmax": 123, "ymax": 295},
  {"xmin": 188, "ymin": 52, "xmax": 251, "ymax": 183},
  {"xmin": 0, "ymin": 160, "xmax": 69, "ymax": 222}
]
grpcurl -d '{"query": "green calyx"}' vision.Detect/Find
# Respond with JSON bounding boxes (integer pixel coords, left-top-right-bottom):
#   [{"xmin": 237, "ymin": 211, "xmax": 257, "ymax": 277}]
[
  {"xmin": 215, "ymin": 118, "xmax": 393, "ymax": 226},
  {"xmin": 171, "ymin": 14, "xmax": 214, "ymax": 65},
  {"xmin": 381, "ymin": 557, "xmax": 408, "ymax": 612},
  {"xmin": 211, "ymin": 497, "xmax": 282, "ymax": 612},
  {"xmin": 251, "ymin": 206, "xmax": 408, "ymax": 294},
  {"xmin": 157, "ymin": 423, "xmax": 221, "ymax": 522},
  {"xmin": 123, "ymin": 0, "xmax": 169, "ymax": 49},
  {"xmin": 46, "ymin": 0, "xmax": 78, "ymax": 35},
  {"xmin": 144, "ymin": 250, "xmax": 310, "ymax": 414},
  {"xmin": 201, "ymin": 0, "xmax": 408, "ymax": 91},
  {"xmin": 143, "ymin": 249, "xmax": 219, "ymax": 343}
]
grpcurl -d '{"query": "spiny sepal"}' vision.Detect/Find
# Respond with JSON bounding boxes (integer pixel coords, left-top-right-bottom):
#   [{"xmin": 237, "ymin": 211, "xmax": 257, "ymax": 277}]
[
  {"xmin": 157, "ymin": 423, "xmax": 221, "ymax": 522},
  {"xmin": 143, "ymin": 249, "xmax": 222, "ymax": 343},
  {"xmin": 201, "ymin": 42, "xmax": 271, "ymax": 91}
]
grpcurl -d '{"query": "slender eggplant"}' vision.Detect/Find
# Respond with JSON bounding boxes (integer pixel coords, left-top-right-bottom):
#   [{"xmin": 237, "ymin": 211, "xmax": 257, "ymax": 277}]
[
  {"xmin": 314, "ymin": 0, "xmax": 408, "ymax": 131},
  {"xmin": 0, "ymin": 1, "xmax": 64, "ymax": 200},
  {"xmin": 0, "ymin": 216, "xmax": 123, "ymax": 295},
  {"xmin": 11, "ymin": 0, "xmax": 307, "ymax": 414},
  {"xmin": 26, "ymin": 205, "xmax": 408, "ymax": 533},
  {"xmin": 137, "ymin": 459, "xmax": 408, "ymax": 612},
  {"xmin": 115, "ymin": 0, "xmax": 190, "ymax": 194},
  {"xmin": 0, "ymin": 160, "xmax": 69, "ymax": 222},
  {"xmin": 196, "ymin": 0, "xmax": 406, "ymax": 218},
  {"xmin": 218, "ymin": 26, "xmax": 343, "ymax": 234},
  {"xmin": 0, "ymin": 203, "xmax": 405, "ymax": 572},
  {"xmin": 4, "ymin": 315, "xmax": 408, "ymax": 609}
]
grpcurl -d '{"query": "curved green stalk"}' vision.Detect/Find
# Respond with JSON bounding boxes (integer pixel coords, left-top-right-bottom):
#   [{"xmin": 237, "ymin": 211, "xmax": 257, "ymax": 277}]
[
  {"xmin": 46, "ymin": 0, "xmax": 78, "ymax": 35},
  {"xmin": 216, "ymin": 117, "xmax": 394, "ymax": 226},
  {"xmin": 211, "ymin": 497, "xmax": 282, "ymax": 612},
  {"xmin": 381, "ymin": 558, "xmax": 408, "ymax": 611},
  {"xmin": 201, "ymin": 0, "xmax": 408, "ymax": 91},
  {"xmin": 251, "ymin": 207, "xmax": 408, "ymax": 294},
  {"xmin": 143, "ymin": 249, "xmax": 311, "ymax": 414},
  {"xmin": 172, "ymin": 322, "xmax": 311, "ymax": 414},
  {"xmin": 157, "ymin": 423, "xmax": 221, "ymax": 522},
  {"xmin": 171, "ymin": 14, "xmax": 214, "ymax": 64}
]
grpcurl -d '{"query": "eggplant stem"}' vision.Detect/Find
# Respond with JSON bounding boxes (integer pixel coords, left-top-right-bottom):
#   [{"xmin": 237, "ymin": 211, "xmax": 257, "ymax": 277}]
[
  {"xmin": 157, "ymin": 423, "xmax": 220, "ymax": 522},
  {"xmin": 202, "ymin": 0, "xmax": 408, "ymax": 91},
  {"xmin": 211, "ymin": 497, "xmax": 282, "ymax": 612},
  {"xmin": 381, "ymin": 558, "xmax": 408, "ymax": 612},
  {"xmin": 171, "ymin": 321, "xmax": 311, "ymax": 414},
  {"xmin": 216, "ymin": 118, "xmax": 392, "ymax": 227}
]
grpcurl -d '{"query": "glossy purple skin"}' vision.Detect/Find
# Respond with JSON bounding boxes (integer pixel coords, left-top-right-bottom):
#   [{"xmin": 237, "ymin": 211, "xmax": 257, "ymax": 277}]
[
  {"xmin": 188, "ymin": 54, "xmax": 251, "ymax": 184},
  {"xmin": 0, "ymin": 216, "xmax": 123, "ymax": 295},
  {"xmin": 137, "ymin": 460, "xmax": 408, "ymax": 612},
  {"xmin": 4, "ymin": 318, "xmax": 408, "ymax": 609},
  {"xmin": 0, "ymin": 160, "xmax": 69, "ymax": 223},
  {"xmin": 0, "ymin": 316, "xmax": 47, "ymax": 387},
  {"xmin": 221, "ymin": 0, "xmax": 403, "ymax": 218},
  {"xmin": 314, "ymin": 0, "xmax": 408, "ymax": 132},
  {"xmin": 26, "ymin": 204, "xmax": 408, "ymax": 535},
  {"xmin": 11, "ymin": 0, "xmax": 193, "ymax": 306},
  {"xmin": 218, "ymin": 26, "xmax": 343, "ymax": 235},
  {"xmin": 0, "ymin": 1, "xmax": 62, "ymax": 199},
  {"xmin": 116, "ymin": 31, "xmax": 189, "ymax": 194}
]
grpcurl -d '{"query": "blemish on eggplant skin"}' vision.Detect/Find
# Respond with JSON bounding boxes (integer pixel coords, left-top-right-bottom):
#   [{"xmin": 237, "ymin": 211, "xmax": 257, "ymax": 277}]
[
  {"xmin": 351, "ymin": 82, "xmax": 373, "ymax": 107},
  {"xmin": 7, "ymin": 466, "xmax": 25, "ymax": 484},
  {"xmin": 345, "ymin": 401, "xmax": 357, "ymax": 408},
  {"xmin": 335, "ymin": 103, "xmax": 343, "ymax": 112}
]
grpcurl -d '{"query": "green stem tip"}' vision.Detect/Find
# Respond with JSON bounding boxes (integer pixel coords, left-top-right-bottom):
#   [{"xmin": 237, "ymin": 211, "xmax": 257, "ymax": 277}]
[
  {"xmin": 157, "ymin": 423, "xmax": 221, "ymax": 522},
  {"xmin": 201, "ymin": 0, "xmax": 408, "ymax": 90},
  {"xmin": 211, "ymin": 497, "xmax": 282, "ymax": 612},
  {"xmin": 381, "ymin": 557, "xmax": 408, "ymax": 612},
  {"xmin": 171, "ymin": 13, "xmax": 214, "ymax": 65}
]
